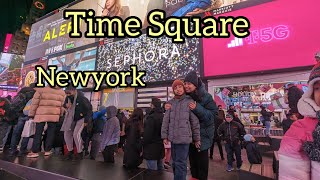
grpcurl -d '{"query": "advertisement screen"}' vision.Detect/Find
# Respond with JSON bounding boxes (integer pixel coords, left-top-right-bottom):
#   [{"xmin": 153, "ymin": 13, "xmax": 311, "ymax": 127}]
[
  {"xmin": 164, "ymin": 0, "xmax": 271, "ymax": 17},
  {"xmin": 26, "ymin": 0, "xmax": 164, "ymax": 62},
  {"xmin": 97, "ymin": 0, "xmax": 163, "ymax": 28},
  {"xmin": 203, "ymin": 0, "xmax": 320, "ymax": 77},
  {"xmin": 48, "ymin": 47, "xmax": 97, "ymax": 89},
  {"xmin": 0, "ymin": 53, "xmax": 24, "ymax": 89},
  {"xmin": 26, "ymin": 0, "xmax": 99, "ymax": 62},
  {"xmin": 21, "ymin": 57, "xmax": 49, "ymax": 88},
  {"xmin": 96, "ymin": 34, "xmax": 201, "ymax": 82}
]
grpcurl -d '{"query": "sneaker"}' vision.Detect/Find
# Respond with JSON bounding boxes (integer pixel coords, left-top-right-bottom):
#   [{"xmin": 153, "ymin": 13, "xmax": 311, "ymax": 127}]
[
  {"xmin": 64, "ymin": 151, "xmax": 73, "ymax": 161},
  {"xmin": 44, "ymin": 151, "xmax": 52, "ymax": 156},
  {"xmin": 8, "ymin": 149, "xmax": 18, "ymax": 157},
  {"xmin": 226, "ymin": 165, "xmax": 234, "ymax": 172},
  {"xmin": 237, "ymin": 167, "xmax": 241, "ymax": 171},
  {"xmin": 27, "ymin": 152, "xmax": 39, "ymax": 158}
]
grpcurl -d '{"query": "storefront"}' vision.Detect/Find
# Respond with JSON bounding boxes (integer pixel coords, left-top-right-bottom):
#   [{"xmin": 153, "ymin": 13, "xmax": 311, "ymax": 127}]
[{"xmin": 208, "ymin": 71, "xmax": 309, "ymax": 124}]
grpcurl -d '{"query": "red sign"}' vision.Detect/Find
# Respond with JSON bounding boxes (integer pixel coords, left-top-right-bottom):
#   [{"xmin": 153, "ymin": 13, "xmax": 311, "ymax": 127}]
[
  {"xmin": 3, "ymin": 34, "xmax": 13, "ymax": 53},
  {"xmin": 203, "ymin": 0, "xmax": 319, "ymax": 77}
]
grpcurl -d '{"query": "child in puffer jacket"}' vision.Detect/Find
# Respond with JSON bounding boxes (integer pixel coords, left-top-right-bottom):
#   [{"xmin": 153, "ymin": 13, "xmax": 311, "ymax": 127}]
[
  {"xmin": 278, "ymin": 54, "xmax": 320, "ymax": 180},
  {"xmin": 161, "ymin": 79, "xmax": 200, "ymax": 180},
  {"xmin": 243, "ymin": 134, "xmax": 262, "ymax": 164}
]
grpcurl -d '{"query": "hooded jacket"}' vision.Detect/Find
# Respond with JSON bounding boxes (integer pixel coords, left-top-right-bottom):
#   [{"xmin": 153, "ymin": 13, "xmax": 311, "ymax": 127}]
[
  {"xmin": 143, "ymin": 107, "xmax": 165, "ymax": 160},
  {"xmin": 189, "ymin": 82, "xmax": 218, "ymax": 151},
  {"xmin": 64, "ymin": 91, "xmax": 92, "ymax": 123},
  {"xmin": 9, "ymin": 86, "xmax": 35, "ymax": 122},
  {"xmin": 100, "ymin": 106, "xmax": 120, "ymax": 149},
  {"xmin": 92, "ymin": 108, "xmax": 107, "ymax": 134},
  {"xmin": 279, "ymin": 80, "xmax": 320, "ymax": 180},
  {"xmin": 28, "ymin": 87, "xmax": 65, "ymax": 123}
]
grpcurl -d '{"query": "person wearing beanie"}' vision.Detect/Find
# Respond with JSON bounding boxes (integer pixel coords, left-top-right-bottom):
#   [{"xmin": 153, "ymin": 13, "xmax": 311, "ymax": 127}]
[
  {"xmin": 218, "ymin": 113, "xmax": 246, "ymax": 172},
  {"xmin": 143, "ymin": 97, "xmax": 165, "ymax": 170},
  {"xmin": 89, "ymin": 106, "xmax": 107, "ymax": 160},
  {"xmin": 279, "ymin": 54, "xmax": 320, "ymax": 180},
  {"xmin": 243, "ymin": 134, "xmax": 262, "ymax": 164},
  {"xmin": 162, "ymin": 79, "xmax": 200, "ymax": 180},
  {"xmin": 166, "ymin": 71, "xmax": 217, "ymax": 180}
]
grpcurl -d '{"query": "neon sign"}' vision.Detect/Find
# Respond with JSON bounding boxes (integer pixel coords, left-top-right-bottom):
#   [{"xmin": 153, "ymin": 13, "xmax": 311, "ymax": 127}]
[
  {"xmin": 227, "ymin": 25, "xmax": 290, "ymax": 48},
  {"xmin": 245, "ymin": 25, "xmax": 290, "ymax": 44}
]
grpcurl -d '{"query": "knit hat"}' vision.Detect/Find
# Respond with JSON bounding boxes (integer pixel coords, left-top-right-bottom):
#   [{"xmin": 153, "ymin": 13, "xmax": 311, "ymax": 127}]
[
  {"xmin": 151, "ymin": 98, "xmax": 161, "ymax": 108},
  {"xmin": 172, "ymin": 79, "xmax": 184, "ymax": 90},
  {"xmin": 184, "ymin": 71, "xmax": 202, "ymax": 88},
  {"xmin": 225, "ymin": 113, "xmax": 233, "ymax": 119},
  {"xmin": 244, "ymin": 134, "xmax": 253, "ymax": 142},
  {"xmin": 297, "ymin": 54, "xmax": 320, "ymax": 162}
]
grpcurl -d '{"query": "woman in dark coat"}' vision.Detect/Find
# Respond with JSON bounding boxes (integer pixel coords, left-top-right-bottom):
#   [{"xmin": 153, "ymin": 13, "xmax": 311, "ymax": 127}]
[
  {"xmin": 123, "ymin": 108, "xmax": 144, "ymax": 169},
  {"xmin": 143, "ymin": 98, "xmax": 165, "ymax": 170}
]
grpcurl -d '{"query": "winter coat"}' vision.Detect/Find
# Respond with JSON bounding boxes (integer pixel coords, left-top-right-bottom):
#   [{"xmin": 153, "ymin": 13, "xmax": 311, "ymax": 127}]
[
  {"xmin": 101, "ymin": 106, "xmax": 120, "ymax": 149},
  {"xmin": 287, "ymin": 86, "xmax": 303, "ymax": 114},
  {"xmin": 278, "ymin": 89, "xmax": 320, "ymax": 180},
  {"xmin": 214, "ymin": 111, "xmax": 224, "ymax": 139},
  {"xmin": 161, "ymin": 95, "xmax": 200, "ymax": 144},
  {"xmin": 190, "ymin": 83, "xmax": 218, "ymax": 151},
  {"xmin": 218, "ymin": 121, "xmax": 246, "ymax": 144},
  {"xmin": 123, "ymin": 118, "xmax": 143, "ymax": 169},
  {"xmin": 245, "ymin": 141, "xmax": 262, "ymax": 164},
  {"xmin": 64, "ymin": 91, "xmax": 92, "ymax": 123},
  {"xmin": 260, "ymin": 109, "xmax": 272, "ymax": 122},
  {"xmin": 143, "ymin": 107, "xmax": 165, "ymax": 160},
  {"xmin": 92, "ymin": 109, "xmax": 107, "ymax": 134},
  {"xmin": 281, "ymin": 119, "xmax": 295, "ymax": 135},
  {"xmin": 29, "ymin": 87, "xmax": 65, "ymax": 123},
  {"xmin": 0, "ymin": 97, "xmax": 10, "ymax": 120},
  {"xmin": 279, "ymin": 117, "xmax": 320, "ymax": 180},
  {"xmin": 9, "ymin": 87, "xmax": 35, "ymax": 123}
]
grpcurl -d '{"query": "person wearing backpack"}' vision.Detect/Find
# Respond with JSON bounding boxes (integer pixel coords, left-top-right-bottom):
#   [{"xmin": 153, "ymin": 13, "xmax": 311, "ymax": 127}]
[
  {"xmin": 0, "ymin": 97, "xmax": 11, "ymax": 152},
  {"xmin": 8, "ymin": 83, "xmax": 36, "ymax": 156}
]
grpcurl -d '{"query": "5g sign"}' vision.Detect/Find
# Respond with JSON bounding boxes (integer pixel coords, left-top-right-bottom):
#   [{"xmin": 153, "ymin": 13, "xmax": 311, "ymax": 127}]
[{"xmin": 245, "ymin": 25, "xmax": 290, "ymax": 44}]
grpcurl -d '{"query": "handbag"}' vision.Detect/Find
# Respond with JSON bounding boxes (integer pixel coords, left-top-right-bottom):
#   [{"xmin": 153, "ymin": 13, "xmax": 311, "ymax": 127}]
[{"xmin": 21, "ymin": 119, "xmax": 36, "ymax": 137}]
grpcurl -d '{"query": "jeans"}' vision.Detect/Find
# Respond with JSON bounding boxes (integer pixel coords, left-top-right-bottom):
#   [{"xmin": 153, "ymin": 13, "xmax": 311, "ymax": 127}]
[
  {"xmin": 265, "ymin": 121, "xmax": 271, "ymax": 136},
  {"xmin": 172, "ymin": 0, "xmax": 211, "ymax": 17},
  {"xmin": 210, "ymin": 138, "xmax": 224, "ymax": 159},
  {"xmin": 10, "ymin": 116, "xmax": 29, "ymax": 151},
  {"xmin": 189, "ymin": 144, "xmax": 209, "ymax": 180},
  {"xmin": 0, "ymin": 121, "xmax": 11, "ymax": 149},
  {"xmin": 146, "ymin": 159, "xmax": 164, "ymax": 171},
  {"xmin": 32, "ymin": 122, "xmax": 56, "ymax": 153},
  {"xmin": 172, "ymin": 144, "xmax": 189, "ymax": 180},
  {"xmin": 225, "ymin": 142, "xmax": 242, "ymax": 168}
]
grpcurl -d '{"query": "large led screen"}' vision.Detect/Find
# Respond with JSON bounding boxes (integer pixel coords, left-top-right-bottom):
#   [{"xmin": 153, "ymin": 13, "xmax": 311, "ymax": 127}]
[
  {"xmin": 96, "ymin": 34, "xmax": 201, "ymax": 82},
  {"xmin": 0, "ymin": 53, "xmax": 24, "ymax": 89},
  {"xmin": 203, "ymin": 0, "xmax": 319, "ymax": 77}
]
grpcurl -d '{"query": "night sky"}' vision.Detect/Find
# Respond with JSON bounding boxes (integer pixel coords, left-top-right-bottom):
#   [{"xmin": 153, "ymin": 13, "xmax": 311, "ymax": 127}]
[{"xmin": 0, "ymin": 0, "xmax": 74, "ymax": 51}]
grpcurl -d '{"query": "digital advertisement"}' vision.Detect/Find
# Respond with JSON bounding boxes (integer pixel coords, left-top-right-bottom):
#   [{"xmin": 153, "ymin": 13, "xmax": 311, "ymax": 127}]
[
  {"xmin": 21, "ymin": 57, "xmax": 49, "ymax": 88},
  {"xmin": 25, "ymin": 0, "xmax": 99, "ymax": 62},
  {"xmin": 0, "ymin": 53, "xmax": 24, "ymax": 89},
  {"xmin": 96, "ymin": 34, "xmax": 201, "ymax": 83},
  {"xmin": 203, "ymin": 0, "xmax": 320, "ymax": 77},
  {"xmin": 47, "ymin": 47, "xmax": 97, "ymax": 89}
]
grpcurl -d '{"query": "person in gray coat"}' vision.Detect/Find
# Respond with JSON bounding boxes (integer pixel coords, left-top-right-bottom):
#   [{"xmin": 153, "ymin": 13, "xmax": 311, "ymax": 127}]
[
  {"xmin": 100, "ymin": 106, "xmax": 120, "ymax": 163},
  {"xmin": 162, "ymin": 79, "xmax": 200, "ymax": 180}
]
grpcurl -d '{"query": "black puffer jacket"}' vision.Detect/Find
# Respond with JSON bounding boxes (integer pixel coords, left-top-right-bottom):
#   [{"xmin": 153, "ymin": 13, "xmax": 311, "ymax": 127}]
[
  {"xmin": 64, "ymin": 91, "xmax": 92, "ymax": 123},
  {"xmin": 143, "ymin": 107, "xmax": 164, "ymax": 160},
  {"xmin": 218, "ymin": 121, "xmax": 246, "ymax": 143}
]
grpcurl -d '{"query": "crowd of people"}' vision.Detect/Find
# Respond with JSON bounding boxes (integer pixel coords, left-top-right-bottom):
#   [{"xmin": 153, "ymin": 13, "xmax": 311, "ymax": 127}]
[{"xmin": 0, "ymin": 61, "xmax": 319, "ymax": 180}]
